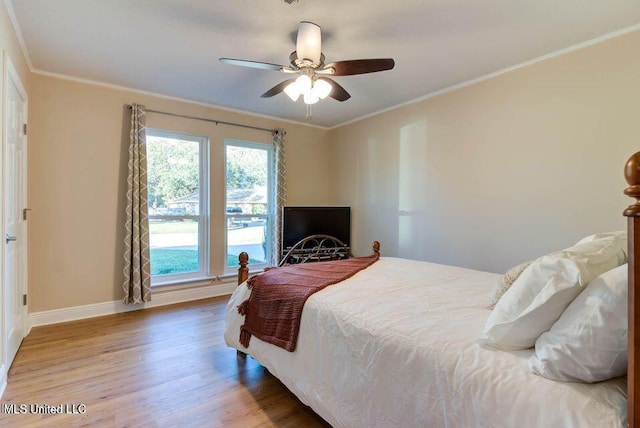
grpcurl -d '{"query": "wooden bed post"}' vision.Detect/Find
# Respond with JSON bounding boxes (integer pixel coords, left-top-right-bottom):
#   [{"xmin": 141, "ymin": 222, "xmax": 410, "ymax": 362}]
[
  {"xmin": 236, "ymin": 252, "xmax": 250, "ymax": 358},
  {"xmin": 373, "ymin": 241, "xmax": 380, "ymax": 255},
  {"xmin": 238, "ymin": 252, "xmax": 249, "ymax": 285},
  {"xmin": 625, "ymin": 151, "xmax": 640, "ymax": 428}
]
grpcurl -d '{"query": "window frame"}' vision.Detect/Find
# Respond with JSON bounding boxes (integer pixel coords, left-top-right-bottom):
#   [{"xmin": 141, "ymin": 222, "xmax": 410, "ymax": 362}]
[
  {"xmin": 224, "ymin": 139, "xmax": 274, "ymax": 274},
  {"xmin": 146, "ymin": 128, "xmax": 210, "ymax": 285}
]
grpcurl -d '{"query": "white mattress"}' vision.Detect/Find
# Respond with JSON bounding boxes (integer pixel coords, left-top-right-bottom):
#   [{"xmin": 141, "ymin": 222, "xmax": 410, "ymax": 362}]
[{"xmin": 224, "ymin": 257, "xmax": 627, "ymax": 427}]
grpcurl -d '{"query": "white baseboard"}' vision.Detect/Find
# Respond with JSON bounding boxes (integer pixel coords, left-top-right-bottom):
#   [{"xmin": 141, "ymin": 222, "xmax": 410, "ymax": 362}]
[{"xmin": 29, "ymin": 283, "xmax": 237, "ymax": 328}]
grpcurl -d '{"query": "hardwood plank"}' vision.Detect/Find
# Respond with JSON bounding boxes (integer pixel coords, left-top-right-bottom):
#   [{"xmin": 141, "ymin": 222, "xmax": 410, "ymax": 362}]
[{"xmin": 0, "ymin": 297, "xmax": 329, "ymax": 427}]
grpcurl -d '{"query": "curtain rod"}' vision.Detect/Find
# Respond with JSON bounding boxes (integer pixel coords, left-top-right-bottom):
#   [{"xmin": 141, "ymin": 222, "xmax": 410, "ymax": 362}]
[{"xmin": 126, "ymin": 104, "xmax": 281, "ymax": 134}]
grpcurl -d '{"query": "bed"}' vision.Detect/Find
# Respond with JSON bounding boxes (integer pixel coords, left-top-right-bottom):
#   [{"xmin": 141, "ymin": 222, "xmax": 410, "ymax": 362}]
[{"xmin": 224, "ymin": 151, "xmax": 640, "ymax": 427}]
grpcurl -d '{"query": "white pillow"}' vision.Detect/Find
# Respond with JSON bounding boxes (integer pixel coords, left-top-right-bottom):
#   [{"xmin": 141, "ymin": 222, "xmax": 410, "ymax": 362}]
[
  {"xmin": 478, "ymin": 235, "xmax": 627, "ymax": 350},
  {"xmin": 576, "ymin": 230, "xmax": 627, "ymax": 249},
  {"xmin": 528, "ymin": 264, "xmax": 628, "ymax": 383},
  {"xmin": 486, "ymin": 260, "xmax": 533, "ymax": 310}
]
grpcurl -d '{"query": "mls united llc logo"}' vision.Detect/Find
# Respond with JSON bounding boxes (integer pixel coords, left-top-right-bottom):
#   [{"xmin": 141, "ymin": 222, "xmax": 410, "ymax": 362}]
[{"xmin": 1, "ymin": 403, "xmax": 87, "ymax": 415}]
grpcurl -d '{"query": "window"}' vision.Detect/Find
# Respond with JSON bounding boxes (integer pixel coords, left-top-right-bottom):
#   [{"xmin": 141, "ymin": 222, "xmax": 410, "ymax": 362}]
[
  {"xmin": 147, "ymin": 130, "xmax": 209, "ymax": 284},
  {"xmin": 225, "ymin": 140, "xmax": 273, "ymax": 271}
]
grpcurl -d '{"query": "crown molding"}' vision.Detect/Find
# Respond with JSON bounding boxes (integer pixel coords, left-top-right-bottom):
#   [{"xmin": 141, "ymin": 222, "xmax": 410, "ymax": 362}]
[{"xmin": 3, "ymin": 0, "xmax": 34, "ymax": 71}]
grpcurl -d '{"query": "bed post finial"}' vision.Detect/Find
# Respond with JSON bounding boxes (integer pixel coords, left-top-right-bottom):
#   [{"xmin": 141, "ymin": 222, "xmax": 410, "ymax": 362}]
[
  {"xmin": 238, "ymin": 252, "xmax": 249, "ymax": 285},
  {"xmin": 624, "ymin": 151, "xmax": 640, "ymax": 428},
  {"xmin": 625, "ymin": 152, "xmax": 640, "ymax": 217},
  {"xmin": 373, "ymin": 241, "xmax": 380, "ymax": 255}
]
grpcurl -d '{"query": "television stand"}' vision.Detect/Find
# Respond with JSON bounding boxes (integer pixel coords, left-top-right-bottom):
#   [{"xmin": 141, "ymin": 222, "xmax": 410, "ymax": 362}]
[{"xmin": 279, "ymin": 234, "xmax": 353, "ymax": 266}]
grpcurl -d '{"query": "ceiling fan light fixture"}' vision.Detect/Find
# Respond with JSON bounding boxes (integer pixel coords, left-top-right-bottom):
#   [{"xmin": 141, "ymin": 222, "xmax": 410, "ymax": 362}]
[
  {"xmin": 284, "ymin": 82, "xmax": 300, "ymax": 101},
  {"xmin": 296, "ymin": 22, "xmax": 322, "ymax": 64},
  {"xmin": 295, "ymin": 74, "xmax": 312, "ymax": 90},
  {"xmin": 314, "ymin": 78, "xmax": 332, "ymax": 99},
  {"xmin": 284, "ymin": 74, "xmax": 331, "ymax": 105},
  {"xmin": 284, "ymin": 74, "xmax": 310, "ymax": 102},
  {"xmin": 303, "ymin": 91, "xmax": 320, "ymax": 105}
]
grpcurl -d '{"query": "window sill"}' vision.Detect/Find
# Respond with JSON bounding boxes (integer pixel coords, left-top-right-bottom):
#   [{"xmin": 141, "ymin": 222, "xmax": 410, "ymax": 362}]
[
  {"xmin": 218, "ymin": 268, "xmax": 266, "ymax": 282},
  {"xmin": 152, "ymin": 276, "xmax": 218, "ymax": 290},
  {"xmin": 151, "ymin": 269, "xmax": 267, "ymax": 290}
]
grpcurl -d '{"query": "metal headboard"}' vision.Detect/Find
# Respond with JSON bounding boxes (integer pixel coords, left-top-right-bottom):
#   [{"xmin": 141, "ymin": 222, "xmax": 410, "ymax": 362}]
[{"xmin": 279, "ymin": 234, "xmax": 353, "ymax": 266}]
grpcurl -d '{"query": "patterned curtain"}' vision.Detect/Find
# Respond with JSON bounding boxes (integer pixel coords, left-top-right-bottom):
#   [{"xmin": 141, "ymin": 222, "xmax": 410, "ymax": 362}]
[
  {"xmin": 123, "ymin": 104, "xmax": 151, "ymax": 303},
  {"xmin": 271, "ymin": 129, "xmax": 287, "ymax": 265}
]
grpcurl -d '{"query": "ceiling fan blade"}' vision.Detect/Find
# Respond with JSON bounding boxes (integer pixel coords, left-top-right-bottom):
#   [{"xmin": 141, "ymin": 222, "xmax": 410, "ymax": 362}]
[
  {"xmin": 219, "ymin": 58, "xmax": 285, "ymax": 71},
  {"xmin": 324, "ymin": 58, "xmax": 395, "ymax": 76},
  {"xmin": 317, "ymin": 77, "xmax": 351, "ymax": 102},
  {"xmin": 261, "ymin": 78, "xmax": 297, "ymax": 98},
  {"xmin": 296, "ymin": 21, "xmax": 322, "ymax": 65}
]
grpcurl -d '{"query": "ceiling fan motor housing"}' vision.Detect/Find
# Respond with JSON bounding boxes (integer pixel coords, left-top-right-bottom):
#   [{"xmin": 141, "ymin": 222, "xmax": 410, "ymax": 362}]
[{"xmin": 289, "ymin": 51, "xmax": 325, "ymax": 70}]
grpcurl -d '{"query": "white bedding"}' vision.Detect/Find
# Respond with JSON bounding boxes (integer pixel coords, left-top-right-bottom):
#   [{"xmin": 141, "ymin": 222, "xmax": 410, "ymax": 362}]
[{"xmin": 224, "ymin": 257, "xmax": 626, "ymax": 427}]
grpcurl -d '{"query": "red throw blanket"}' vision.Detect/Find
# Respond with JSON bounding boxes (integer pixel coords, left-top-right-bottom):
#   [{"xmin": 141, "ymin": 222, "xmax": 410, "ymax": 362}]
[{"xmin": 237, "ymin": 253, "xmax": 380, "ymax": 352}]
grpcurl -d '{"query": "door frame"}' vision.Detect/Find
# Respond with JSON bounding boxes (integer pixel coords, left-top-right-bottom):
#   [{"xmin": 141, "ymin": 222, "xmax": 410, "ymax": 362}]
[{"xmin": 1, "ymin": 52, "xmax": 29, "ymax": 398}]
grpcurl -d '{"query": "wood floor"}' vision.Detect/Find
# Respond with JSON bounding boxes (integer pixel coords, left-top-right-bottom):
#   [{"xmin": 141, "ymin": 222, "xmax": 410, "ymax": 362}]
[{"xmin": 0, "ymin": 297, "xmax": 330, "ymax": 427}]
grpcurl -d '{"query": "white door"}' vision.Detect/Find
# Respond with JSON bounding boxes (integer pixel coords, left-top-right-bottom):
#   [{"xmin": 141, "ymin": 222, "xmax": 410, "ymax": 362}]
[{"xmin": 3, "ymin": 56, "xmax": 28, "ymax": 369}]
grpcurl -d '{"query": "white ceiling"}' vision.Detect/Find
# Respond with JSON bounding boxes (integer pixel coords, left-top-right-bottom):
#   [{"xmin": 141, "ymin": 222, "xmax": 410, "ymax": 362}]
[{"xmin": 7, "ymin": 0, "xmax": 640, "ymax": 128}]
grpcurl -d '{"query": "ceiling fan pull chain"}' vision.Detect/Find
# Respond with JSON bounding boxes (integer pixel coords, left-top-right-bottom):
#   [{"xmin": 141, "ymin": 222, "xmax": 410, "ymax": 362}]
[{"xmin": 306, "ymin": 104, "xmax": 312, "ymax": 121}]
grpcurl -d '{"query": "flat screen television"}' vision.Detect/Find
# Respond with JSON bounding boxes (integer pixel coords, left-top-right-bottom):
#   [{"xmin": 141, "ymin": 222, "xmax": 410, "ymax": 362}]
[{"xmin": 282, "ymin": 206, "xmax": 351, "ymax": 251}]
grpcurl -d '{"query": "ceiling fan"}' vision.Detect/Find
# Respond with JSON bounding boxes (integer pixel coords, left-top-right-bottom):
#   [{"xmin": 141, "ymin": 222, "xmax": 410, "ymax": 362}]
[{"xmin": 219, "ymin": 21, "xmax": 395, "ymax": 116}]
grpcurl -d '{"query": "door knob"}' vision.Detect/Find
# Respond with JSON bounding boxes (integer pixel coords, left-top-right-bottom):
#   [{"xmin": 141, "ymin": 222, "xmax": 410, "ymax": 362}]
[{"xmin": 5, "ymin": 234, "xmax": 17, "ymax": 244}]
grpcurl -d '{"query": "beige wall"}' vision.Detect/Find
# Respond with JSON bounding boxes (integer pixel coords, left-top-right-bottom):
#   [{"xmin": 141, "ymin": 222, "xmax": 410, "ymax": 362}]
[
  {"xmin": 329, "ymin": 30, "xmax": 640, "ymax": 273},
  {"xmin": 28, "ymin": 75, "xmax": 331, "ymax": 312}
]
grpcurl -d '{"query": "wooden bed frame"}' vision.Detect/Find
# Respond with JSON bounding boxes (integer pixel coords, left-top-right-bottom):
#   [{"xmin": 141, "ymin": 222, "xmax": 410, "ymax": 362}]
[
  {"xmin": 625, "ymin": 151, "xmax": 640, "ymax": 427},
  {"xmin": 236, "ymin": 151, "xmax": 640, "ymax": 426}
]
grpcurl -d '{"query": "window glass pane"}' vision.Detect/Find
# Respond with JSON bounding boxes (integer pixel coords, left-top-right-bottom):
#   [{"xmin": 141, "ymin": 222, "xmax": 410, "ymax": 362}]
[
  {"xmin": 149, "ymin": 218, "xmax": 200, "ymax": 275},
  {"xmin": 147, "ymin": 136, "xmax": 200, "ymax": 216},
  {"xmin": 227, "ymin": 216, "xmax": 267, "ymax": 266},
  {"xmin": 226, "ymin": 144, "xmax": 269, "ymax": 267},
  {"xmin": 146, "ymin": 130, "xmax": 207, "ymax": 282}
]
